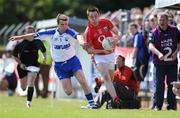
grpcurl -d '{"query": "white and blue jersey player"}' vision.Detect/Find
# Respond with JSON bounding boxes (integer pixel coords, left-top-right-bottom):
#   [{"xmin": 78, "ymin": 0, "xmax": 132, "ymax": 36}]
[
  {"xmin": 34, "ymin": 26, "xmax": 81, "ymax": 79},
  {"xmin": 10, "ymin": 14, "xmax": 97, "ymax": 109}
]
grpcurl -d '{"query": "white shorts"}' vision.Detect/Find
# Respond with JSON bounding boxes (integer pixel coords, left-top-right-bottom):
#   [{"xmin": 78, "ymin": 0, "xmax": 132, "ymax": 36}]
[{"xmin": 94, "ymin": 53, "xmax": 115, "ymax": 70}]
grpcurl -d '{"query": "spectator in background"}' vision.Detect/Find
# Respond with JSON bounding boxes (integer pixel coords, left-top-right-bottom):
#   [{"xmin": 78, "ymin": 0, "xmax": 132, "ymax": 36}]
[
  {"xmin": 12, "ymin": 25, "xmax": 46, "ymax": 108},
  {"xmin": 83, "ymin": 6, "xmax": 121, "ymax": 104},
  {"xmin": 119, "ymin": 30, "xmax": 133, "ymax": 47},
  {"xmin": 175, "ymin": 11, "xmax": 180, "ymax": 30},
  {"xmin": 146, "ymin": 14, "xmax": 158, "ymax": 108},
  {"xmin": 148, "ymin": 12, "xmax": 180, "ymax": 111},
  {"xmin": 130, "ymin": 7, "xmax": 143, "ymax": 21},
  {"xmin": 149, "ymin": 14, "xmax": 158, "ymax": 30},
  {"xmin": 0, "ymin": 51, "xmax": 18, "ymax": 96},
  {"xmin": 167, "ymin": 12, "xmax": 177, "ymax": 26},
  {"xmin": 134, "ymin": 14, "xmax": 143, "ymax": 32},
  {"xmin": 128, "ymin": 23, "xmax": 149, "ymax": 81},
  {"xmin": 94, "ymin": 55, "xmax": 140, "ymax": 109},
  {"xmin": 175, "ymin": 11, "xmax": 180, "ymax": 24}
]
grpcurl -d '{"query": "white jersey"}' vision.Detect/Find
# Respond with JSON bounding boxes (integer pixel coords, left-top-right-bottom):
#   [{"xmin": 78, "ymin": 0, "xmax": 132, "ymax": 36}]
[{"xmin": 34, "ymin": 27, "xmax": 78, "ymax": 62}]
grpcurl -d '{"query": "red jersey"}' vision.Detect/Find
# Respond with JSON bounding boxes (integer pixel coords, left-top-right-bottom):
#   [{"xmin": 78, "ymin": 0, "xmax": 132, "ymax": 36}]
[
  {"xmin": 85, "ymin": 18, "xmax": 113, "ymax": 50},
  {"xmin": 113, "ymin": 66, "xmax": 140, "ymax": 94}
]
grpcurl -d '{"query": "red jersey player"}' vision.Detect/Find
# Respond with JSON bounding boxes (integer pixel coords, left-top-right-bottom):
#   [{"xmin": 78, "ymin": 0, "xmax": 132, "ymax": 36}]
[{"xmin": 83, "ymin": 6, "xmax": 121, "ymax": 103}]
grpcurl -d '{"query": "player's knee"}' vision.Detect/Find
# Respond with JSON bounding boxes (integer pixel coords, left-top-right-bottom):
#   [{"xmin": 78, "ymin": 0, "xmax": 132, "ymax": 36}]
[
  {"xmin": 79, "ymin": 80, "xmax": 87, "ymax": 87},
  {"xmin": 64, "ymin": 90, "xmax": 72, "ymax": 96},
  {"xmin": 66, "ymin": 91, "xmax": 72, "ymax": 96}
]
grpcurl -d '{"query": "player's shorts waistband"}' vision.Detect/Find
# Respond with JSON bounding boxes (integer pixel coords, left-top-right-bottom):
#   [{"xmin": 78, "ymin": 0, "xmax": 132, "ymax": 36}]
[{"xmin": 54, "ymin": 56, "xmax": 77, "ymax": 64}]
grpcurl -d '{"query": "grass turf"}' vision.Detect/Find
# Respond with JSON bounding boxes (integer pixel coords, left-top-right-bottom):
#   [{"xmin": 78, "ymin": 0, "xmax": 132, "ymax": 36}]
[{"xmin": 0, "ymin": 93, "xmax": 180, "ymax": 118}]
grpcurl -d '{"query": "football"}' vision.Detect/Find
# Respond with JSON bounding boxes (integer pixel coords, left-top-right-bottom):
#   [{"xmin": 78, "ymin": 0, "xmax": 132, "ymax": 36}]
[{"xmin": 102, "ymin": 37, "xmax": 113, "ymax": 50}]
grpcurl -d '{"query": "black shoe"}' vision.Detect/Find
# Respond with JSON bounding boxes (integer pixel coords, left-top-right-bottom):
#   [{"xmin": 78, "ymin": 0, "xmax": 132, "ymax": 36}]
[
  {"xmin": 167, "ymin": 106, "xmax": 177, "ymax": 111},
  {"xmin": 94, "ymin": 86, "xmax": 100, "ymax": 93}
]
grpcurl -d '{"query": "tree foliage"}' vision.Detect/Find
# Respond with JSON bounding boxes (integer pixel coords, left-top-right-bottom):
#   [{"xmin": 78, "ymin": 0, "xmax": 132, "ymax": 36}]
[{"xmin": 0, "ymin": 0, "xmax": 154, "ymax": 26}]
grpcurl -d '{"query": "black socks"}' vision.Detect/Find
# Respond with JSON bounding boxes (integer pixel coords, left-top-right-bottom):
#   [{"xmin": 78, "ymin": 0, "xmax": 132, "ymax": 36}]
[{"xmin": 27, "ymin": 86, "xmax": 34, "ymax": 102}]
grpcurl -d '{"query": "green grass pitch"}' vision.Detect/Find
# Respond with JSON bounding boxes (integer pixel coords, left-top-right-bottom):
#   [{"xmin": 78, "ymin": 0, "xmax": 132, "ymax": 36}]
[{"xmin": 0, "ymin": 93, "xmax": 180, "ymax": 118}]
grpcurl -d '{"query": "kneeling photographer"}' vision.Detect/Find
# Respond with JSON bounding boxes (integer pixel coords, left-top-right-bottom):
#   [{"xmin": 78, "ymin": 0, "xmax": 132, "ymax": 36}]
[{"xmin": 94, "ymin": 55, "xmax": 140, "ymax": 109}]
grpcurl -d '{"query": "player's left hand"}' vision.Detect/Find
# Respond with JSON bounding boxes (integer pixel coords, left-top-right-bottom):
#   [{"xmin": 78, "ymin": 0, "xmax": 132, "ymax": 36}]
[{"xmin": 109, "ymin": 40, "xmax": 117, "ymax": 49}]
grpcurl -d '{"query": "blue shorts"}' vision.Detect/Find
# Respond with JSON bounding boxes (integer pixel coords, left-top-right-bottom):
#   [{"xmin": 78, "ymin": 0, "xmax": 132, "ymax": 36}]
[{"xmin": 54, "ymin": 56, "xmax": 82, "ymax": 80}]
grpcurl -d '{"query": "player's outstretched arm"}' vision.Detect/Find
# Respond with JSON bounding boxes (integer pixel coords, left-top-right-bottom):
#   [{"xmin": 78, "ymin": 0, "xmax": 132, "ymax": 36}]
[{"xmin": 9, "ymin": 33, "xmax": 35, "ymax": 41}]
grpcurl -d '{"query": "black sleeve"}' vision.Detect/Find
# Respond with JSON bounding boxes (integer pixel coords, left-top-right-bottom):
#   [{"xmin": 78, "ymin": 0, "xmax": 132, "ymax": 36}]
[
  {"xmin": 36, "ymin": 40, "xmax": 46, "ymax": 53},
  {"xmin": 13, "ymin": 44, "xmax": 19, "ymax": 57}
]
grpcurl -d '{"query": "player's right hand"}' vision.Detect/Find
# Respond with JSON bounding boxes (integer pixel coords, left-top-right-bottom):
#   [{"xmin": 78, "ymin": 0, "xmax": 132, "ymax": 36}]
[
  {"xmin": 158, "ymin": 53, "xmax": 164, "ymax": 60},
  {"xmin": 82, "ymin": 43, "xmax": 91, "ymax": 50}
]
